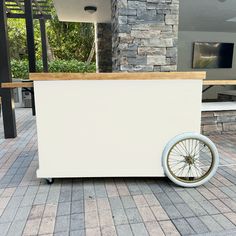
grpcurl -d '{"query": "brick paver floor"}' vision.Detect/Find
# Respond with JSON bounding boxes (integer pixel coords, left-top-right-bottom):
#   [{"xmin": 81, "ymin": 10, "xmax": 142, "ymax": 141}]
[{"xmin": 1, "ymin": 108, "xmax": 236, "ymax": 236}]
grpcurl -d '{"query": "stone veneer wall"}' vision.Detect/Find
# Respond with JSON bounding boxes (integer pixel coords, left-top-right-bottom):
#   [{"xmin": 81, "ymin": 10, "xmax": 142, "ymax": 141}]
[
  {"xmin": 111, "ymin": 0, "xmax": 179, "ymax": 72},
  {"xmin": 96, "ymin": 23, "xmax": 113, "ymax": 72},
  {"xmin": 201, "ymin": 111, "xmax": 236, "ymax": 135}
]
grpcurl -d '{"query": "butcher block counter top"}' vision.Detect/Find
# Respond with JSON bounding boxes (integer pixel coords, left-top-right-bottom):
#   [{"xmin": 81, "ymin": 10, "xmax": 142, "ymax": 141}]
[{"xmin": 30, "ymin": 72, "xmax": 206, "ymax": 81}]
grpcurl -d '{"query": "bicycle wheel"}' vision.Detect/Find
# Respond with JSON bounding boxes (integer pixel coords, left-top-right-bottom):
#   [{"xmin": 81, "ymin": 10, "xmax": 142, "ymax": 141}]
[{"xmin": 162, "ymin": 133, "xmax": 219, "ymax": 187}]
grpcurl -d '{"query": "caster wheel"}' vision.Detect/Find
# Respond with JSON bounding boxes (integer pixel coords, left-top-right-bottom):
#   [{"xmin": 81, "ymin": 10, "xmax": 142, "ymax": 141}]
[{"xmin": 46, "ymin": 178, "xmax": 54, "ymax": 185}]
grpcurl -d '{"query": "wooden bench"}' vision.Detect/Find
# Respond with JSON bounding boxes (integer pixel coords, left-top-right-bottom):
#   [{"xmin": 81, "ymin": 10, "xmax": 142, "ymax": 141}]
[
  {"xmin": 0, "ymin": 82, "xmax": 33, "ymax": 88},
  {"xmin": 0, "ymin": 81, "xmax": 35, "ymax": 115},
  {"xmin": 202, "ymin": 80, "xmax": 236, "ymax": 93}
]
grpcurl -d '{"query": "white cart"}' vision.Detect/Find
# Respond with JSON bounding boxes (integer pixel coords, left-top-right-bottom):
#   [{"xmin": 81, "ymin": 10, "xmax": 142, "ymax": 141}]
[{"xmin": 31, "ymin": 72, "xmax": 219, "ymax": 187}]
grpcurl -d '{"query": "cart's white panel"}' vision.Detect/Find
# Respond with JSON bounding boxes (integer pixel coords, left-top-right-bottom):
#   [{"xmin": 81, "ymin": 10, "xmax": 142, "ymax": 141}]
[{"xmin": 35, "ymin": 80, "xmax": 202, "ymax": 178}]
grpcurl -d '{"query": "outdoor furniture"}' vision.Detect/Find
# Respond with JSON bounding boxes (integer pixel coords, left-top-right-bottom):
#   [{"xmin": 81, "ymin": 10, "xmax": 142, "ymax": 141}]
[
  {"xmin": 218, "ymin": 90, "xmax": 236, "ymax": 101},
  {"xmin": 203, "ymin": 80, "xmax": 236, "ymax": 93},
  {"xmin": 29, "ymin": 72, "xmax": 219, "ymax": 187}
]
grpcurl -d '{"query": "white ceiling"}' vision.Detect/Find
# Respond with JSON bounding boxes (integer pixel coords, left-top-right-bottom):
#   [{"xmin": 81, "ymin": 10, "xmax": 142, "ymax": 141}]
[
  {"xmin": 53, "ymin": 0, "xmax": 236, "ymax": 33},
  {"xmin": 179, "ymin": 0, "xmax": 236, "ymax": 32},
  {"xmin": 53, "ymin": 0, "xmax": 111, "ymax": 23}
]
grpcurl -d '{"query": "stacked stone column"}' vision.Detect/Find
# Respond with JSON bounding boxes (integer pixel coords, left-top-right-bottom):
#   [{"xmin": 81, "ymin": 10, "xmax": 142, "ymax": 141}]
[
  {"xmin": 111, "ymin": 0, "xmax": 179, "ymax": 72},
  {"xmin": 95, "ymin": 23, "xmax": 113, "ymax": 72}
]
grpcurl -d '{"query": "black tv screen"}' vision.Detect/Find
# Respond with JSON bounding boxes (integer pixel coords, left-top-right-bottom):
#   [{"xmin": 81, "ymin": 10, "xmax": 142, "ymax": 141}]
[{"xmin": 193, "ymin": 42, "xmax": 234, "ymax": 69}]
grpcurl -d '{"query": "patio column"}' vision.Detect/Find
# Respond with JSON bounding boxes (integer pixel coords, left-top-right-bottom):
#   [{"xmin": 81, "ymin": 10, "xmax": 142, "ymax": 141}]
[
  {"xmin": 39, "ymin": 18, "xmax": 48, "ymax": 72},
  {"xmin": 24, "ymin": 0, "xmax": 36, "ymax": 115},
  {"xmin": 0, "ymin": 0, "xmax": 17, "ymax": 138},
  {"xmin": 95, "ymin": 23, "xmax": 112, "ymax": 72},
  {"xmin": 111, "ymin": 0, "xmax": 179, "ymax": 72}
]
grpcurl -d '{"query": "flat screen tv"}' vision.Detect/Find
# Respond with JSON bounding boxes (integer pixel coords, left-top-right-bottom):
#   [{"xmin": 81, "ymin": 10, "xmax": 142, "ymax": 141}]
[{"xmin": 193, "ymin": 42, "xmax": 234, "ymax": 69}]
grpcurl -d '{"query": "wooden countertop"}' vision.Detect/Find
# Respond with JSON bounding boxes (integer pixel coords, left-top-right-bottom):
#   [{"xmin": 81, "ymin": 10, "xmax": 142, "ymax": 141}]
[
  {"xmin": 203, "ymin": 80, "xmax": 236, "ymax": 85},
  {"xmin": 30, "ymin": 72, "xmax": 206, "ymax": 81}
]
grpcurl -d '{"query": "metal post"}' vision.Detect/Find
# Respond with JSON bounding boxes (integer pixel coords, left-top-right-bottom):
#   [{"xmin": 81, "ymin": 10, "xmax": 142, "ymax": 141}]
[
  {"xmin": 24, "ymin": 0, "xmax": 36, "ymax": 115},
  {"xmin": 0, "ymin": 0, "xmax": 17, "ymax": 138},
  {"xmin": 39, "ymin": 18, "xmax": 48, "ymax": 72}
]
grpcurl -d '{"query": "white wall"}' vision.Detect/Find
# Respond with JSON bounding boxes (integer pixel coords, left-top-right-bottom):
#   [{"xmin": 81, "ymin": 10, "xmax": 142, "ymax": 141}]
[{"xmin": 178, "ymin": 31, "xmax": 236, "ymax": 99}]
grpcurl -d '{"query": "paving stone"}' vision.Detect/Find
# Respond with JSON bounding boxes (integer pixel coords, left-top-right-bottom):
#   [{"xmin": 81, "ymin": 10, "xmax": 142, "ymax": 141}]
[
  {"xmin": 6, "ymin": 220, "xmax": 26, "ymax": 236},
  {"xmin": 223, "ymin": 198, "xmax": 236, "ymax": 211},
  {"xmin": 54, "ymin": 215, "xmax": 70, "ymax": 233},
  {"xmin": 109, "ymin": 197, "xmax": 123, "ymax": 210},
  {"xmin": 186, "ymin": 217, "xmax": 209, "ymax": 234},
  {"xmin": 146, "ymin": 181, "xmax": 163, "ymax": 194},
  {"xmin": 101, "ymin": 226, "xmax": 117, "ymax": 236},
  {"xmin": 186, "ymin": 188, "xmax": 206, "ymax": 202},
  {"xmin": 85, "ymin": 227, "xmax": 101, "ymax": 236},
  {"xmin": 116, "ymin": 224, "xmax": 133, "ymax": 236},
  {"xmin": 138, "ymin": 206, "xmax": 156, "ymax": 222},
  {"xmin": 145, "ymin": 221, "xmax": 165, "ymax": 236},
  {"xmin": 70, "ymin": 230, "xmax": 85, "ymax": 236},
  {"xmin": 0, "ymin": 222, "xmax": 11, "ymax": 236},
  {"xmin": 38, "ymin": 217, "xmax": 55, "ymax": 235},
  {"xmin": 121, "ymin": 196, "xmax": 136, "ymax": 209},
  {"xmin": 54, "ymin": 231, "xmax": 69, "ymax": 236},
  {"xmin": 85, "ymin": 211, "xmax": 99, "ymax": 228},
  {"xmin": 154, "ymin": 192, "xmax": 172, "ymax": 206},
  {"xmin": 72, "ymin": 189, "xmax": 84, "ymax": 201},
  {"xmin": 126, "ymin": 181, "xmax": 142, "ymax": 196},
  {"xmin": 220, "ymin": 186, "xmax": 236, "ymax": 198},
  {"xmin": 198, "ymin": 201, "xmax": 220, "ymax": 215},
  {"xmin": 186, "ymin": 201, "xmax": 208, "ymax": 216},
  {"xmin": 112, "ymin": 208, "xmax": 128, "ymax": 225},
  {"xmin": 13, "ymin": 186, "xmax": 28, "ymax": 197},
  {"xmin": 165, "ymin": 204, "xmax": 186, "ymax": 221},
  {"xmin": 151, "ymin": 205, "xmax": 169, "ymax": 221},
  {"xmin": 210, "ymin": 199, "xmax": 232, "ymax": 213},
  {"xmin": 98, "ymin": 210, "xmax": 114, "ymax": 227},
  {"xmin": 94, "ymin": 182, "xmax": 107, "ymax": 198},
  {"xmin": 130, "ymin": 223, "xmax": 149, "ymax": 236},
  {"xmin": 143, "ymin": 194, "xmax": 160, "ymax": 207},
  {"xmin": 71, "ymin": 200, "xmax": 84, "ymax": 214},
  {"xmin": 212, "ymin": 214, "xmax": 236, "ymax": 230},
  {"xmin": 115, "ymin": 180, "xmax": 130, "ymax": 196},
  {"xmin": 200, "ymin": 215, "xmax": 224, "ymax": 232},
  {"xmin": 175, "ymin": 203, "xmax": 195, "ymax": 218},
  {"xmin": 166, "ymin": 191, "xmax": 185, "ymax": 204},
  {"xmin": 70, "ymin": 213, "xmax": 84, "ymax": 231},
  {"xmin": 105, "ymin": 180, "xmax": 119, "ymax": 197},
  {"xmin": 125, "ymin": 208, "xmax": 142, "ymax": 224},
  {"xmin": 224, "ymin": 212, "xmax": 236, "ymax": 225},
  {"xmin": 159, "ymin": 220, "xmax": 180, "ymax": 236},
  {"xmin": 85, "ymin": 199, "xmax": 97, "ymax": 212},
  {"xmin": 177, "ymin": 191, "xmax": 195, "ymax": 203},
  {"xmin": 172, "ymin": 218, "xmax": 195, "ymax": 235},
  {"xmin": 23, "ymin": 218, "xmax": 41, "ymax": 235},
  {"xmin": 133, "ymin": 195, "xmax": 148, "ymax": 207},
  {"xmin": 137, "ymin": 180, "xmax": 152, "ymax": 194},
  {"xmin": 97, "ymin": 198, "xmax": 110, "ymax": 211},
  {"xmin": 57, "ymin": 202, "xmax": 71, "ymax": 216},
  {"xmin": 29, "ymin": 204, "xmax": 45, "ymax": 219},
  {"xmin": 14, "ymin": 206, "xmax": 31, "ymax": 221},
  {"xmin": 197, "ymin": 187, "xmax": 217, "ymax": 200}
]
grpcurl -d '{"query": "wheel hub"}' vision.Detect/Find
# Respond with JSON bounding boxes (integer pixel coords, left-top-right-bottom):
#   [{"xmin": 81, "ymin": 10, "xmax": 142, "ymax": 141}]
[{"xmin": 185, "ymin": 156, "xmax": 195, "ymax": 165}]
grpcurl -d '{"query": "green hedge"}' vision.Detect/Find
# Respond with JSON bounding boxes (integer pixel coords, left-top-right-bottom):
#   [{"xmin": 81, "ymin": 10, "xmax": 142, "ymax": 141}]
[{"xmin": 11, "ymin": 59, "xmax": 96, "ymax": 79}]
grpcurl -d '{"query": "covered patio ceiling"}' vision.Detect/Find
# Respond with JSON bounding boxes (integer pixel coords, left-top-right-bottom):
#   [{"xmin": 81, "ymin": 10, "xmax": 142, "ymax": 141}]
[
  {"xmin": 53, "ymin": 0, "xmax": 111, "ymax": 23},
  {"xmin": 5, "ymin": 0, "xmax": 52, "ymax": 19}
]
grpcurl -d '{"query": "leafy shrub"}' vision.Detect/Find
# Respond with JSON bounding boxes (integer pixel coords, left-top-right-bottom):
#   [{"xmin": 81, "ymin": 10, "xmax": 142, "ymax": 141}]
[{"xmin": 11, "ymin": 59, "xmax": 96, "ymax": 79}]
